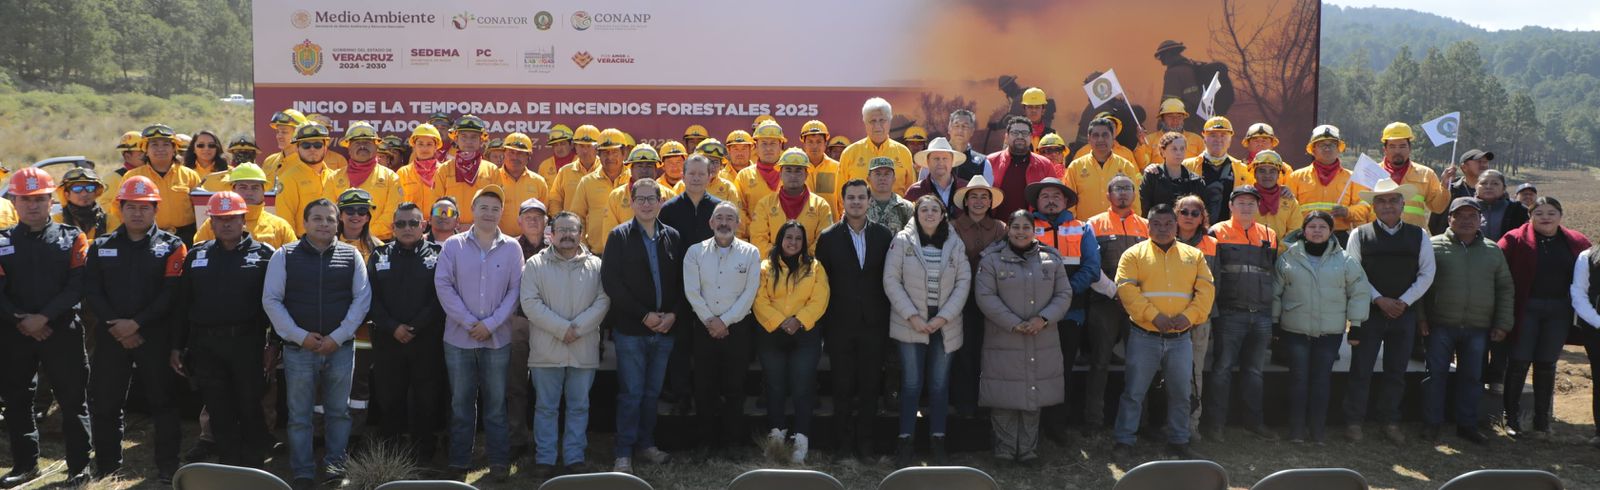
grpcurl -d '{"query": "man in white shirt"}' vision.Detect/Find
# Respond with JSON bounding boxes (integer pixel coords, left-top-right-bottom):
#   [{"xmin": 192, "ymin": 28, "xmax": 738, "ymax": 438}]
[{"xmin": 681, "ymin": 202, "xmax": 762, "ymax": 454}]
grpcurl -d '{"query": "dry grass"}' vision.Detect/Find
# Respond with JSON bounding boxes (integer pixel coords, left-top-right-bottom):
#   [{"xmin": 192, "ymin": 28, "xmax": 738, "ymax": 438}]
[
  {"xmin": 0, "ymin": 90, "xmax": 252, "ymax": 179},
  {"xmin": 342, "ymin": 441, "xmax": 423, "ymax": 490}
]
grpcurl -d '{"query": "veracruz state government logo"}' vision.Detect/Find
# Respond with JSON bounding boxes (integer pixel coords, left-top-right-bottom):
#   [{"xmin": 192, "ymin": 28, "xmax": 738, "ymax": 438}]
[{"xmin": 292, "ymin": 40, "xmax": 324, "ymax": 76}]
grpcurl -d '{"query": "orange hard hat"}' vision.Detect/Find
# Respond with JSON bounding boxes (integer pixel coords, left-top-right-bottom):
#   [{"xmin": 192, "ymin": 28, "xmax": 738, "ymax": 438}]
[
  {"xmin": 117, "ymin": 176, "xmax": 162, "ymax": 202},
  {"xmin": 207, "ymin": 191, "xmax": 247, "ymax": 216},
  {"xmin": 8, "ymin": 167, "xmax": 56, "ymax": 196}
]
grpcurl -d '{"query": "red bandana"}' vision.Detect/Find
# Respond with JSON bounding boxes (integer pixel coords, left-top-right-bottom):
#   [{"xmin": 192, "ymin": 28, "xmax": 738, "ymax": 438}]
[
  {"xmin": 1383, "ymin": 158, "xmax": 1410, "ymax": 184},
  {"xmin": 346, "ymin": 158, "xmax": 377, "ymax": 189},
  {"xmin": 454, "ymin": 152, "xmax": 482, "ymax": 185},
  {"xmin": 778, "ymin": 188, "xmax": 810, "ymax": 219},
  {"xmin": 755, "ymin": 162, "xmax": 781, "ymax": 190},
  {"xmin": 1314, "ymin": 159, "xmax": 1342, "ymax": 186},
  {"xmin": 413, "ymin": 157, "xmax": 440, "ymax": 188},
  {"xmin": 1257, "ymin": 184, "xmax": 1285, "ymax": 216}
]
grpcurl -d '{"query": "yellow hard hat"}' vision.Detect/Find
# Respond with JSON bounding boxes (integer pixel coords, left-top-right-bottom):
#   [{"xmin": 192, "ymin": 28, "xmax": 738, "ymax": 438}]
[
  {"xmin": 1381, "ymin": 122, "xmax": 1414, "ymax": 142},
  {"xmin": 503, "ymin": 132, "xmax": 535, "ymax": 153},
  {"xmin": 1243, "ymin": 123, "xmax": 1278, "ymax": 147},
  {"xmin": 572, "ymin": 125, "xmax": 602, "ymax": 145},
  {"xmin": 753, "ymin": 114, "xmax": 776, "ymax": 130},
  {"xmin": 752, "ymin": 120, "xmax": 786, "ymax": 143},
  {"xmin": 1158, "ymin": 98, "xmax": 1188, "ymax": 117},
  {"xmin": 225, "ymin": 163, "xmax": 268, "ymax": 184},
  {"xmin": 625, "ymin": 143, "xmax": 661, "ymax": 165},
  {"xmin": 684, "ymin": 124, "xmax": 709, "ymax": 139},
  {"xmin": 695, "ymin": 139, "xmax": 728, "ymax": 161},
  {"xmin": 1306, "ymin": 124, "xmax": 1347, "ymax": 155},
  {"xmin": 776, "ymin": 147, "xmax": 810, "ymax": 169},
  {"xmin": 409, "ymin": 123, "xmax": 443, "ymax": 146},
  {"xmin": 903, "ymin": 126, "xmax": 928, "ymax": 142},
  {"xmin": 116, "ymin": 130, "xmax": 143, "ymax": 151},
  {"xmin": 800, "ymin": 120, "xmax": 829, "ymax": 138},
  {"xmin": 725, "ymin": 130, "xmax": 754, "ymax": 146},
  {"xmin": 1203, "ymin": 116, "xmax": 1234, "ymax": 133},
  {"xmin": 340, "ymin": 121, "xmax": 380, "ymax": 148},
  {"xmin": 828, "ymin": 135, "xmax": 851, "ymax": 148},
  {"xmin": 1093, "ymin": 112, "xmax": 1124, "ymax": 136},
  {"xmin": 269, "ymin": 109, "xmax": 308, "ymax": 129},
  {"xmin": 1022, "ymin": 87, "xmax": 1047, "ymax": 106},
  {"xmin": 1037, "ymin": 133, "xmax": 1067, "ymax": 149},
  {"xmin": 1249, "ymin": 150, "xmax": 1285, "ymax": 171},
  {"xmin": 621, "ymin": 131, "xmax": 636, "ymax": 147},
  {"xmin": 547, "ymin": 124, "xmax": 574, "ymax": 144},
  {"xmin": 659, "ymin": 141, "xmax": 688, "ymax": 158},
  {"xmin": 597, "ymin": 128, "xmax": 627, "ymax": 150}
]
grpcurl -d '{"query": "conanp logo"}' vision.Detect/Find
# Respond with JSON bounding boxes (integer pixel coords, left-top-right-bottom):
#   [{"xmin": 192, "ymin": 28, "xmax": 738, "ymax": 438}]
[
  {"xmin": 570, "ymin": 11, "xmax": 593, "ymax": 31},
  {"xmin": 292, "ymin": 40, "xmax": 324, "ymax": 76}
]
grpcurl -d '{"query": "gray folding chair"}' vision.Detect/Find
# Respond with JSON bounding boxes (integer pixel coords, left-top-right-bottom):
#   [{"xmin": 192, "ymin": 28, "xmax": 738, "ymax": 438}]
[
  {"xmin": 729, "ymin": 469, "xmax": 844, "ymax": 490},
  {"xmin": 1251, "ymin": 468, "xmax": 1368, "ymax": 490},
  {"xmin": 1438, "ymin": 469, "xmax": 1563, "ymax": 490},
  {"xmin": 877, "ymin": 466, "xmax": 999, "ymax": 490},
  {"xmin": 172, "ymin": 462, "xmax": 291, "ymax": 490},
  {"xmin": 1114, "ymin": 460, "xmax": 1229, "ymax": 490},
  {"xmin": 539, "ymin": 472, "xmax": 655, "ymax": 490},
  {"xmin": 375, "ymin": 481, "xmax": 478, "ymax": 490}
]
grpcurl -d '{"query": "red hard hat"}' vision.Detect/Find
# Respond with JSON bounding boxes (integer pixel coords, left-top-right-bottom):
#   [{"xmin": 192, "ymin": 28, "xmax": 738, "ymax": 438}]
[
  {"xmin": 207, "ymin": 191, "xmax": 247, "ymax": 216},
  {"xmin": 8, "ymin": 168, "xmax": 55, "ymax": 196},
  {"xmin": 117, "ymin": 176, "xmax": 162, "ymax": 202}
]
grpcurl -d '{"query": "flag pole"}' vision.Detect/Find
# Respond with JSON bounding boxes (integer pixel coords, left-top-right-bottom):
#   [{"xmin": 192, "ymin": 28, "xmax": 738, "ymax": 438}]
[{"xmin": 1122, "ymin": 96, "xmax": 1145, "ymax": 134}]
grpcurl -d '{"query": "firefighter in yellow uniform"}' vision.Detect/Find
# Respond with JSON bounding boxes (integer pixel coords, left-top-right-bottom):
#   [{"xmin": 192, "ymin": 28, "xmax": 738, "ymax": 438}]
[
  {"xmin": 602, "ymin": 144, "xmax": 680, "ymax": 252},
  {"xmin": 749, "ymin": 148, "xmax": 833, "ymax": 254},
  {"xmin": 536, "ymin": 124, "xmax": 576, "ymax": 182},
  {"xmin": 274, "ymin": 122, "xmax": 337, "ymax": 235},
  {"xmin": 1067, "ymin": 117, "xmax": 1144, "ymax": 219},
  {"xmin": 432, "ymin": 115, "xmax": 503, "ymax": 225},
  {"xmin": 902, "ymin": 125, "xmax": 929, "ymax": 156},
  {"xmin": 657, "ymin": 141, "xmax": 688, "ymax": 190},
  {"xmin": 826, "ymin": 135, "xmax": 850, "ymax": 161},
  {"xmin": 570, "ymin": 128, "xmax": 632, "ymax": 251},
  {"xmin": 1038, "ymin": 133, "xmax": 1070, "ymax": 168},
  {"xmin": 322, "ymin": 121, "xmax": 404, "ymax": 240},
  {"xmin": 1286, "ymin": 125, "xmax": 1372, "ymax": 237},
  {"xmin": 100, "ymin": 131, "xmax": 146, "ymax": 213},
  {"xmin": 722, "ymin": 130, "xmax": 756, "ymax": 182},
  {"xmin": 1022, "ymin": 87, "xmax": 1055, "ymax": 147},
  {"xmin": 123, "ymin": 123, "xmax": 204, "ymax": 241},
  {"xmin": 548, "ymin": 124, "xmax": 603, "ymax": 216},
  {"xmin": 1139, "ymin": 98, "xmax": 1205, "ymax": 163},
  {"xmin": 194, "ymin": 163, "xmax": 296, "ymax": 249},
  {"xmin": 1376, "ymin": 122, "xmax": 1450, "ymax": 228},
  {"xmin": 397, "ymin": 124, "xmax": 443, "ymax": 215},
  {"xmin": 1246, "ymin": 151, "xmax": 1300, "ymax": 251},
  {"xmin": 799, "ymin": 120, "xmax": 845, "ymax": 212},
  {"xmin": 683, "ymin": 124, "xmax": 710, "ymax": 153},
  {"xmin": 1241, "ymin": 123, "xmax": 1294, "ymax": 175},
  {"xmin": 675, "ymin": 139, "xmax": 741, "ymax": 205},
  {"xmin": 735, "ymin": 121, "xmax": 789, "ymax": 231},
  {"xmin": 262, "ymin": 109, "xmax": 347, "ymax": 189},
  {"xmin": 1071, "ymin": 113, "xmax": 1146, "ymax": 167},
  {"xmin": 497, "ymin": 132, "xmax": 551, "ymax": 237},
  {"xmin": 840, "ymin": 99, "xmax": 916, "ymax": 195}
]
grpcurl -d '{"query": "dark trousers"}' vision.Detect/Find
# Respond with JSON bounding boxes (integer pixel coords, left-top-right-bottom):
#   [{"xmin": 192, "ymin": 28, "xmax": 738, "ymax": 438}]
[
  {"xmin": 1085, "ymin": 297, "xmax": 1129, "ymax": 427},
  {"xmin": 373, "ymin": 337, "xmax": 445, "ymax": 461},
  {"xmin": 1423, "ymin": 325, "xmax": 1487, "ymax": 429},
  {"xmin": 2, "ymin": 324, "xmax": 92, "ymax": 472},
  {"xmin": 91, "ymin": 328, "xmax": 181, "ymax": 475},
  {"xmin": 1506, "ymin": 297, "xmax": 1572, "ymax": 431},
  {"xmin": 189, "ymin": 332, "xmax": 267, "ymax": 467},
  {"xmin": 827, "ymin": 324, "xmax": 886, "ymax": 450},
  {"xmin": 950, "ymin": 293, "xmax": 985, "ymax": 416},
  {"xmin": 1344, "ymin": 307, "xmax": 1416, "ymax": 425},
  {"xmin": 1282, "ymin": 332, "xmax": 1341, "ymax": 441},
  {"xmin": 691, "ymin": 317, "xmax": 753, "ymax": 447},
  {"xmin": 666, "ymin": 313, "xmax": 695, "ymax": 407},
  {"xmin": 1583, "ymin": 331, "xmax": 1600, "ymax": 437},
  {"xmin": 1043, "ymin": 317, "xmax": 1083, "ymax": 429},
  {"xmin": 757, "ymin": 326, "xmax": 822, "ymax": 436}
]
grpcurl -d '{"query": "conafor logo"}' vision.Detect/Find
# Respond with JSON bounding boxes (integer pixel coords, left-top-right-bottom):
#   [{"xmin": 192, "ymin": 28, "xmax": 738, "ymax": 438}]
[
  {"xmin": 452, "ymin": 12, "xmax": 474, "ymax": 30},
  {"xmin": 571, "ymin": 51, "xmax": 594, "ymax": 69},
  {"xmin": 292, "ymin": 40, "xmax": 324, "ymax": 76}
]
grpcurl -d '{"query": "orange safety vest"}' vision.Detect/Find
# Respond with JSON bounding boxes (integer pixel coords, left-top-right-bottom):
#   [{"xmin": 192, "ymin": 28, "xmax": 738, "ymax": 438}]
[{"xmin": 1032, "ymin": 218, "xmax": 1087, "ymax": 266}]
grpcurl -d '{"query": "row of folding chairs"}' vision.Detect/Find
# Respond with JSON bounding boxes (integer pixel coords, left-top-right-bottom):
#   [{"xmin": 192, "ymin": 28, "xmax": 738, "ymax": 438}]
[{"xmin": 170, "ymin": 461, "xmax": 1565, "ymax": 489}]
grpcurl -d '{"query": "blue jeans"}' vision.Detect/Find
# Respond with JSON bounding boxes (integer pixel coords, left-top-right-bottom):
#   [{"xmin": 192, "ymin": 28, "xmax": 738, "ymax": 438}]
[
  {"xmin": 1344, "ymin": 307, "xmax": 1416, "ymax": 425},
  {"xmin": 1114, "ymin": 328, "xmax": 1193, "ymax": 445},
  {"xmin": 1282, "ymin": 332, "xmax": 1342, "ymax": 440},
  {"xmin": 614, "ymin": 333, "xmax": 673, "ymax": 458},
  {"xmin": 532, "ymin": 367, "xmax": 595, "ymax": 466},
  {"xmin": 897, "ymin": 329, "xmax": 953, "ymax": 437},
  {"xmin": 283, "ymin": 343, "xmax": 354, "ymax": 479},
  {"xmin": 443, "ymin": 344, "xmax": 510, "ymax": 469},
  {"xmin": 1424, "ymin": 325, "xmax": 1487, "ymax": 428},
  {"xmin": 758, "ymin": 327, "xmax": 823, "ymax": 436},
  {"xmin": 1204, "ymin": 309, "xmax": 1272, "ymax": 429}
]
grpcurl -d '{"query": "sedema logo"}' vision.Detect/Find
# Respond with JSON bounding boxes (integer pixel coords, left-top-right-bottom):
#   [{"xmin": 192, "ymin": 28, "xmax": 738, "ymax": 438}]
[{"xmin": 292, "ymin": 40, "xmax": 324, "ymax": 76}]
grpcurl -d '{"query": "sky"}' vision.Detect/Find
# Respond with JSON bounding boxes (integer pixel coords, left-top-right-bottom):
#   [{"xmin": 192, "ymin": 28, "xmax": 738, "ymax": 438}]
[{"xmin": 1326, "ymin": 0, "xmax": 1600, "ymax": 32}]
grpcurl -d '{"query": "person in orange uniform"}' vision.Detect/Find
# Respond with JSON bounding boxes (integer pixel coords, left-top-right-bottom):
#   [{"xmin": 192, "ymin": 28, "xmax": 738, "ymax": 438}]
[
  {"xmin": 273, "ymin": 123, "xmax": 337, "ymax": 236},
  {"xmin": 323, "ymin": 121, "xmax": 404, "ymax": 241},
  {"xmin": 676, "ymin": 139, "xmax": 741, "ymax": 205},
  {"xmin": 657, "ymin": 141, "xmax": 688, "ymax": 190},
  {"xmin": 1375, "ymin": 122, "xmax": 1450, "ymax": 229},
  {"xmin": 1066, "ymin": 117, "xmax": 1144, "ymax": 220},
  {"xmin": 1287, "ymin": 125, "xmax": 1372, "ymax": 242},
  {"xmin": 1200, "ymin": 185, "xmax": 1280, "ymax": 443},
  {"xmin": 723, "ymin": 130, "xmax": 756, "ymax": 182},
  {"xmin": 397, "ymin": 124, "xmax": 445, "ymax": 212},
  {"xmin": 602, "ymin": 145, "xmax": 679, "ymax": 252},
  {"xmin": 1183, "ymin": 116, "xmax": 1251, "ymax": 223},
  {"xmin": 826, "ymin": 136, "xmax": 849, "ymax": 162},
  {"xmin": 798, "ymin": 120, "xmax": 844, "ymax": 212},
  {"xmin": 497, "ymin": 132, "xmax": 551, "ymax": 237},
  {"xmin": 840, "ymin": 98, "xmax": 916, "ymax": 194},
  {"xmin": 433, "ymin": 115, "xmax": 502, "ymax": 228},
  {"xmin": 123, "ymin": 123, "xmax": 204, "ymax": 243},
  {"xmin": 194, "ymin": 163, "xmax": 296, "ymax": 249},
  {"xmin": 1071, "ymin": 113, "xmax": 1145, "ymax": 167},
  {"xmin": 735, "ymin": 121, "xmax": 789, "ymax": 231},
  {"xmin": 749, "ymin": 148, "xmax": 834, "ymax": 254},
  {"xmin": 1248, "ymin": 151, "xmax": 1300, "ymax": 250},
  {"xmin": 683, "ymin": 124, "xmax": 710, "ymax": 153},
  {"xmin": 1139, "ymin": 98, "xmax": 1204, "ymax": 163},
  {"xmin": 570, "ymin": 128, "xmax": 632, "ymax": 251},
  {"xmin": 1082, "ymin": 174, "xmax": 1149, "ymax": 432},
  {"xmin": 536, "ymin": 124, "xmax": 576, "ymax": 182},
  {"xmin": 548, "ymin": 125, "xmax": 602, "ymax": 216}
]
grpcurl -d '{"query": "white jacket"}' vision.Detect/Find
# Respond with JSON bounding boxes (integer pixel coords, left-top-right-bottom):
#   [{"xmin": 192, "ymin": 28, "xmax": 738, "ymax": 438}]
[
  {"xmin": 521, "ymin": 246, "xmax": 609, "ymax": 368},
  {"xmin": 683, "ymin": 237, "xmax": 762, "ymax": 325}
]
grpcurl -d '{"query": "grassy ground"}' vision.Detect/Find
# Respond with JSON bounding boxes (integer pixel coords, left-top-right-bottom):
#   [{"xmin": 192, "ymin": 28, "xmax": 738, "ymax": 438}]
[{"xmin": 0, "ymin": 90, "xmax": 252, "ymax": 177}]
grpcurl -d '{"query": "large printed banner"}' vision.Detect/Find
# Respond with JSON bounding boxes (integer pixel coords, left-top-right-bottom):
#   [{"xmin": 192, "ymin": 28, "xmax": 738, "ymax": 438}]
[{"xmin": 255, "ymin": 0, "xmax": 1319, "ymax": 160}]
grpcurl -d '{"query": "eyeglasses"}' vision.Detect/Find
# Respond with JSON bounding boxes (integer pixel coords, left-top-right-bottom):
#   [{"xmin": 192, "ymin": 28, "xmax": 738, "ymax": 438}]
[
  {"xmin": 68, "ymin": 184, "xmax": 101, "ymax": 194},
  {"xmin": 341, "ymin": 207, "xmax": 371, "ymax": 217},
  {"xmin": 1178, "ymin": 209, "xmax": 1204, "ymax": 217},
  {"xmin": 432, "ymin": 206, "xmax": 459, "ymax": 218},
  {"xmin": 393, "ymin": 219, "xmax": 422, "ymax": 229},
  {"xmin": 193, "ymin": 143, "xmax": 219, "ymax": 149},
  {"xmin": 299, "ymin": 142, "xmax": 325, "ymax": 150},
  {"xmin": 632, "ymin": 195, "xmax": 660, "ymax": 203}
]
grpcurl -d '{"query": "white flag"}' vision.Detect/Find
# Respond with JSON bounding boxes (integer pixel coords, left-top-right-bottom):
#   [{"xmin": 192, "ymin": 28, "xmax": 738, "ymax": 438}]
[
  {"xmin": 1419, "ymin": 112, "xmax": 1461, "ymax": 147},
  {"xmin": 1196, "ymin": 72, "xmax": 1222, "ymax": 120},
  {"xmin": 1352, "ymin": 153, "xmax": 1388, "ymax": 189},
  {"xmin": 1082, "ymin": 69, "xmax": 1125, "ymax": 108}
]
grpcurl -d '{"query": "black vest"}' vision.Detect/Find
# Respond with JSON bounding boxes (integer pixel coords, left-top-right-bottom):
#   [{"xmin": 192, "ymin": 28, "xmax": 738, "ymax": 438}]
[
  {"xmin": 280, "ymin": 240, "xmax": 360, "ymax": 336},
  {"xmin": 1357, "ymin": 222, "xmax": 1423, "ymax": 299}
]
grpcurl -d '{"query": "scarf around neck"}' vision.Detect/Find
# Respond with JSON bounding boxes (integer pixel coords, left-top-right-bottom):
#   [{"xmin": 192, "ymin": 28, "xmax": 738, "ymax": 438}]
[
  {"xmin": 454, "ymin": 152, "xmax": 483, "ymax": 185},
  {"xmin": 778, "ymin": 188, "xmax": 810, "ymax": 219},
  {"xmin": 755, "ymin": 162, "xmax": 781, "ymax": 190},
  {"xmin": 1257, "ymin": 184, "xmax": 1285, "ymax": 216},
  {"xmin": 1314, "ymin": 159, "xmax": 1342, "ymax": 186},
  {"xmin": 346, "ymin": 158, "xmax": 377, "ymax": 188},
  {"xmin": 1383, "ymin": 158, "xmax": 1410, "ymax": 184},
  {"xmin": 413, "ymin": 156, "xmax": 440, "ymax": 187}
]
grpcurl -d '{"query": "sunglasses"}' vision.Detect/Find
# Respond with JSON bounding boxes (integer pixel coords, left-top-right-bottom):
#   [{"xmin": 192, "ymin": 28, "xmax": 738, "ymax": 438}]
[
  {"xmin": 393, "ymin": 219, "xmax": 422, "ymax": 229},
  {"xmin": 233, "ymin": 151, "xmax": 256, "ymax": 160},
  {"xmin": 299, "ymin": 142, "xmax": 325, "ymax": 150},
  {"xmin": 341, "ymin": 207, "xmax": 370, "ymax": 217},
  {"xmin": 68, "ymin": 184, "xmax": 101, "ymax": 194},
  {"xmin": 1179, "ymin": 209, "xmax": 1204, "ymax": 218},
  {"xmin": 193, "ymin": 143, "xmax": 219, "ymax": 149},
  {"xmin": 432, "ymin": 207, "xmax": 459, "ymax": 219}
]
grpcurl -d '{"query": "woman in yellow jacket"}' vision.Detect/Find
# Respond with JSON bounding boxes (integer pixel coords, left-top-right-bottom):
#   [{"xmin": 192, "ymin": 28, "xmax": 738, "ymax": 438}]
[
  {"xmin": 1248, "ymin": 151, "xmax": 1301, "ymax": 251},
  {"xmin": 752, "ymin": 221, "xmax": 830, "ymax": 464}
]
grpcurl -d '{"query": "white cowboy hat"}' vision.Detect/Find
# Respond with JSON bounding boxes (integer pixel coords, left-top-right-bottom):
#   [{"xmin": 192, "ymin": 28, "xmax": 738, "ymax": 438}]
[
  {"xmin": 913, "ymin": 137, "xmax": 968, "ymax": 167},
  {"xmin": 954, "ymin": 175, "xmax": 1004, "ymax": 209},
  {"xmin": 1358, "ymin": 177, "xmax": 1420, "ymax": 204}
]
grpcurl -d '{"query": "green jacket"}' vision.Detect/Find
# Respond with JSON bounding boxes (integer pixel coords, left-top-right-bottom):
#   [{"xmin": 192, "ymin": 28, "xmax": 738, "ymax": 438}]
[
  {"xmin": 1272, "ymin": 239, "xmax": 1371, "ymax": 337},
  {"xmin": 1420, "ymin": 229, "xmax": 1514, "ymax": 331}
]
